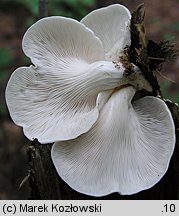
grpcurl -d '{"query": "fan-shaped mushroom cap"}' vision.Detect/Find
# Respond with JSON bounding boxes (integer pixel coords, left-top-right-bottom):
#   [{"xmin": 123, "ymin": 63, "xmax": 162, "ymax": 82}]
[{"xmin": 52, "ymin": 86, "xmax": 175, "ymax": 196}]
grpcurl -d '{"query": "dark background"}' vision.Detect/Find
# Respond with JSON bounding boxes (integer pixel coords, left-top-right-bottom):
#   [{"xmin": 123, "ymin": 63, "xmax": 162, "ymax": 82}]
[{"xmin": 0, "ymin": 0, "xmax": 178, "ymax": 199}]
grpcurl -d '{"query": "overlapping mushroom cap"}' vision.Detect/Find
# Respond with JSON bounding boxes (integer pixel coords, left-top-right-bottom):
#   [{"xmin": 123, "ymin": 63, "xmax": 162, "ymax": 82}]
[{"xmin": 5, "ymin": 4, "xmax": 175, "ymax": 196}]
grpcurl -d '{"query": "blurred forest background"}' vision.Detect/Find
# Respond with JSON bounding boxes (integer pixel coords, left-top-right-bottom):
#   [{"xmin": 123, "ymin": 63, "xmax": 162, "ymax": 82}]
[{"xmin": 0, "ymin": 0, "xmax": 178, "ymax": 199}]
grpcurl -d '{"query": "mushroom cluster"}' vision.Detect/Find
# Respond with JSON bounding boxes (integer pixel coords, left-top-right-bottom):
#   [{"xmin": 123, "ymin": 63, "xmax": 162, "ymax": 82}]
[{"xmin": 5, "ymin": 4, "xmax": 175, "ymax": 196}]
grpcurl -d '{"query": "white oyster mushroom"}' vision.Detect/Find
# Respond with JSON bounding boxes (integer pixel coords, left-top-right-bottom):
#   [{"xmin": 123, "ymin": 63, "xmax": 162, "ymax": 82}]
[
  {"xmin": 5, "ymin": 4, "xmax": 175, "ymax": 196},
  {"xmin": 52, "ymin": 86, "xmax": 175, "ymax": 196},
  {"xmin": 6, "ymin": 4, "xmax": 131, "ymax": 144}
]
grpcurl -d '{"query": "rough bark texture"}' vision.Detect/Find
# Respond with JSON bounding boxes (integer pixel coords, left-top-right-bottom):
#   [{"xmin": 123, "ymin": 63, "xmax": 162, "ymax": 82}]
[{"xmin": 27, "ymin": 3, "xmax": 179, "ymax": 200}]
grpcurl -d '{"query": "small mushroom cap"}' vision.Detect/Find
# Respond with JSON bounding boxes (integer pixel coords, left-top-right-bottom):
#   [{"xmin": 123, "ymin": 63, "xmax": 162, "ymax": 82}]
[
  {"xmin": 52, "ymin": 86, "xmax": 175, "ymax": 196},
  {"xmin": 81, "ymin": 4, "xmax": 131, "ymax": 61},
  {"xmin": 22, "ymin": 16, "xmax": 104, "ymax": 66}
]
